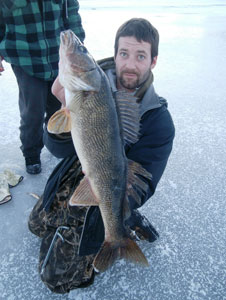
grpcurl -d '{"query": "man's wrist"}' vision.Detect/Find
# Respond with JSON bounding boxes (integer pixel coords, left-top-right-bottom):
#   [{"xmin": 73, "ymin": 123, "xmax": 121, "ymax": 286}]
[{"xmin": 0, "ymin": 56, "xmax": 4, "ymax": 73}]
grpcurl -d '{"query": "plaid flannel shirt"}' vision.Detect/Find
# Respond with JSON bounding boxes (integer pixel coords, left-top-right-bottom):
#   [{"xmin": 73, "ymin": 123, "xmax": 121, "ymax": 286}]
[{"xmin": 0, "ymin": 0, "xmax": 85, "ymax": 80}]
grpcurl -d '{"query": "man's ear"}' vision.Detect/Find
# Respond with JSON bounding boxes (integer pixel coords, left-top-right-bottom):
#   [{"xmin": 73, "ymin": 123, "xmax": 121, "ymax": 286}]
[{"xmin": 151, "ymin": 56, "xmax": 158, "ymax": 69}]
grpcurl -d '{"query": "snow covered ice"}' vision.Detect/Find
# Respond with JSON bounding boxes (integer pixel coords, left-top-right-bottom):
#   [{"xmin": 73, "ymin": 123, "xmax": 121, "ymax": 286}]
[{"xmin": 0, "ymin": 1, "xmax": 226, "ymax": 299}]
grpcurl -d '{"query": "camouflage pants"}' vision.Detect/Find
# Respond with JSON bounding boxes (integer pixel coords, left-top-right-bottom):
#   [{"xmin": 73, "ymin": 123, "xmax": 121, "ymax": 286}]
[{"xmin": 28, "ymin": 159, "xmax": 96, "ymax": 294}]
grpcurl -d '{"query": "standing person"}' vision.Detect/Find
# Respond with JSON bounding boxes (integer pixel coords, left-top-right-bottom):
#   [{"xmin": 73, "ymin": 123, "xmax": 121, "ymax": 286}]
[
  {"xmin": 28, "ymin": 18, "xmax": 175, "ymax": 292},
  {"xmin": 0, "ymin": 0, "xmax": 85, "ymax": 174}
]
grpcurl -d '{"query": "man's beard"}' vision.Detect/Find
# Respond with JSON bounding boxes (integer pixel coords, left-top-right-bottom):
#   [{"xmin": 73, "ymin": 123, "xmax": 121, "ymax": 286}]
[{"xmin": 118, "ymin": 69, "xmax": 150, "ymax": 90}]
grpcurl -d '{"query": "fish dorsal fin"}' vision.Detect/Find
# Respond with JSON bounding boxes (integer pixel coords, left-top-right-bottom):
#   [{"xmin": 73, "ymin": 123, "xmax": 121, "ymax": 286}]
[
  {"xmin": 69, "ymin": 176, "xmax": 99, "ymax": 206},
  {"xmin": 115, "ymin": 91, "xmax": 140, "ymax": 145},
  {"xmin": 47, "ymin": 108, "xmax": 71, "ymax": 134},
  {"xmin": 127, "ymin": 160, "xmax": 152, "ymax": 206}
]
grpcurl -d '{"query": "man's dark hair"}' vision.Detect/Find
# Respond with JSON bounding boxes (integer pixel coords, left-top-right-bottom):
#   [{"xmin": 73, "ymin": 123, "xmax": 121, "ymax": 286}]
[{"xmin": 114, "ymin": 18, "xmax": 159, "ymax": 60}]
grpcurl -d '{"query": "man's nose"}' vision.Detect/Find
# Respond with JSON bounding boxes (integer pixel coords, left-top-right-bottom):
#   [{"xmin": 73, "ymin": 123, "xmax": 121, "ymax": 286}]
[{"xmin": 125, "ymin": 56, "xmax": 136, "ymax": 69}]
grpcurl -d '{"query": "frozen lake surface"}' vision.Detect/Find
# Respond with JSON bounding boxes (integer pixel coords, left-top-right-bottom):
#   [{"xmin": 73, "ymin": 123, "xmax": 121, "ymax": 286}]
[{"xmin": 0, "ymin": 1, "xmax": 226, "ymax": 299}]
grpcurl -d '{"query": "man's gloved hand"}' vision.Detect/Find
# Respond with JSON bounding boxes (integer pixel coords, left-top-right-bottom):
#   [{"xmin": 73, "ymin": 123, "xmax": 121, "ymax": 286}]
[{"xmin": 125, "ymin": 210, "xmax": 159, "ymax": 243}]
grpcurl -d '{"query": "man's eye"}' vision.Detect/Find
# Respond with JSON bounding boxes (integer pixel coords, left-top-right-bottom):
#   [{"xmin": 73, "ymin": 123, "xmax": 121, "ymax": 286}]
[
  {"xmin": 138, "ymin": 55, "xmax": 145, "ymax": 61},
  {"xmin": 120, "ymin": 52, "xmax": 127, "ymax": 57}
]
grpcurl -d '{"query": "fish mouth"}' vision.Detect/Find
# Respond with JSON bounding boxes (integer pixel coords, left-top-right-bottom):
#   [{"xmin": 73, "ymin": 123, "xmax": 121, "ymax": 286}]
[
  {"xmin": 60, "ymin": 30, "xmax": 96, "ymax": 73},
  {"xmin": 60, "ymin": 30, "xmax": 82, "ymax": 49}
]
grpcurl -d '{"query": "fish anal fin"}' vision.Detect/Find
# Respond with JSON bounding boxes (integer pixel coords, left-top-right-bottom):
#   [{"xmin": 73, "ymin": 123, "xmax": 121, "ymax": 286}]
[
  {"xmin": 69, "ymin": 176, "xmax": 99, "ymax": 206},
  {"xmin": 93, "ymin": 238, "xmax": 149, "ymax": 273},
  {"xmin": 47, "ymin": 108, "xmax": 71, "ymax": 134}
]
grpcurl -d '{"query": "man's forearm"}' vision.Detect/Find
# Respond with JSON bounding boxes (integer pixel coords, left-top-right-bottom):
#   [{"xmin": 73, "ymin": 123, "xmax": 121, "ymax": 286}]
[{"xmin": 65, "ymin": 0, "xmax": 85, "ymax": 43}]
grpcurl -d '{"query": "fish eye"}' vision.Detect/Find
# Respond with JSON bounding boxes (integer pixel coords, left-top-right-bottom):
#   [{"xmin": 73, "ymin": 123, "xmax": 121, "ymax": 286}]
[{"xmin": 78, "ymin": 45, "xmax": 87, "ymax": 53}]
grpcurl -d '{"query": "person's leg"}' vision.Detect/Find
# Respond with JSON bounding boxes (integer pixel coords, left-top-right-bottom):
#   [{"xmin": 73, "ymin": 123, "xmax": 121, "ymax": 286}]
[
  {"xmin": 11, "ymin": 65, "xmax": 47, "ymax": 174},
  {"xmin": 45, "ymin": 81, "xmax": 61, "ymax": 125},
  {"xmin": 28, "ymin": 158, "xmax": 96, "ymax": 293}
]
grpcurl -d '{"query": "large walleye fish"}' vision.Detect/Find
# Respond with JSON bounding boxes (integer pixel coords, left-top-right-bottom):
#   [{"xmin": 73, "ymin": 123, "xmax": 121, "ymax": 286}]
[{"xmin": 48, "ymin": 30, "xmax": 151, "ymax": 272}]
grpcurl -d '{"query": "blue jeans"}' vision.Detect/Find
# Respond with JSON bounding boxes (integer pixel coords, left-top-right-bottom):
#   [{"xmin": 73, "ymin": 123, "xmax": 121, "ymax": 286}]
[{"xmin": 11, "ymin": 65, "xmax": 61, "ymax": 158}]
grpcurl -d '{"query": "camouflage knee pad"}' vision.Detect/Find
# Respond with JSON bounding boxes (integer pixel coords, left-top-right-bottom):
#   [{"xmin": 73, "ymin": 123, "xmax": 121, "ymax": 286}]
[{"xmin": 28, "ymin": 159, "xmax": 96, "ymax": 293}]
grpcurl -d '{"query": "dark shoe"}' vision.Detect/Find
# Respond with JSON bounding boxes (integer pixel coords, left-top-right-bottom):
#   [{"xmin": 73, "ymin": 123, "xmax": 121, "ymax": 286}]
[
  {"xmin": 126, "ymin": 210, "xmax": 159, "ymax": 242},
  {"xmin": 25, "ymin": 156, "xmax": 42, "ymax": 175}
]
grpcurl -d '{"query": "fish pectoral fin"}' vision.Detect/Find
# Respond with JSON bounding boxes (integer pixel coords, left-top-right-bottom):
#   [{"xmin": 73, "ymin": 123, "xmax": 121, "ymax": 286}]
[
  {"xmin": 69, "ymin": 176, "xmax": 99, "ymax": 206},
  {"xmin": 127, "ymin": 159, "xmax": 152, "ymax": 206},
  {"xmin": 47, "ymin": 108, "xmax": 71, "ymax": 134},
  {"xmin": 93, "ymin": 238, "xmax": 149, "ymax": 273}
]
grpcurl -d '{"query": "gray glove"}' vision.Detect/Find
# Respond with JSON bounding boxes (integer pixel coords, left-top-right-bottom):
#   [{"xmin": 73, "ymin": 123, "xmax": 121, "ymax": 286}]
[{"xmin": 0, "ymin": 169, "xmax": 23, "ymax": 204}]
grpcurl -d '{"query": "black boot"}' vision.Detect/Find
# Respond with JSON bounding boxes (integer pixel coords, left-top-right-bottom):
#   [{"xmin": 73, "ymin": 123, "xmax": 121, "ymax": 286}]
[
  {"xmin": 125, "ymin": 210, "xmax": 159, "ymax": 242},
  {"xmin": 25, "ymin": 156, "xmax": 42, "ymax": 174}
]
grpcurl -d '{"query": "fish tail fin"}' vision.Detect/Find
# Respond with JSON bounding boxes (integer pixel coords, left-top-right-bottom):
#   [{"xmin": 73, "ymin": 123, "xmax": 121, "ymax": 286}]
[
  {"xmin": 93, "ymin": 238, "xmax": 149, "ymax": 272},
  {"xmin": 120, "ymin": 238, "xmax": 149, "ymax": 266}
]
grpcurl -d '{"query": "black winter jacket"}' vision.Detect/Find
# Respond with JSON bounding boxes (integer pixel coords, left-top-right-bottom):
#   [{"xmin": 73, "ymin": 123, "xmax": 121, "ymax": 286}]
[{"xmin": 42, "ymin": 58, "xmax": 175, "ymax": 255}]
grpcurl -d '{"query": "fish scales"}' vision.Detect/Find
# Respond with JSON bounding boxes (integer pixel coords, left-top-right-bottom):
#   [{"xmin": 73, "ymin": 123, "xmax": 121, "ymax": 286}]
[
  {"xmin": 70, "ymin": 85, "xmax": 127, "ymax": 212},
  {"xmin": 48, "ymin": 30, "xmax": 149, "ymax": 272}
]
